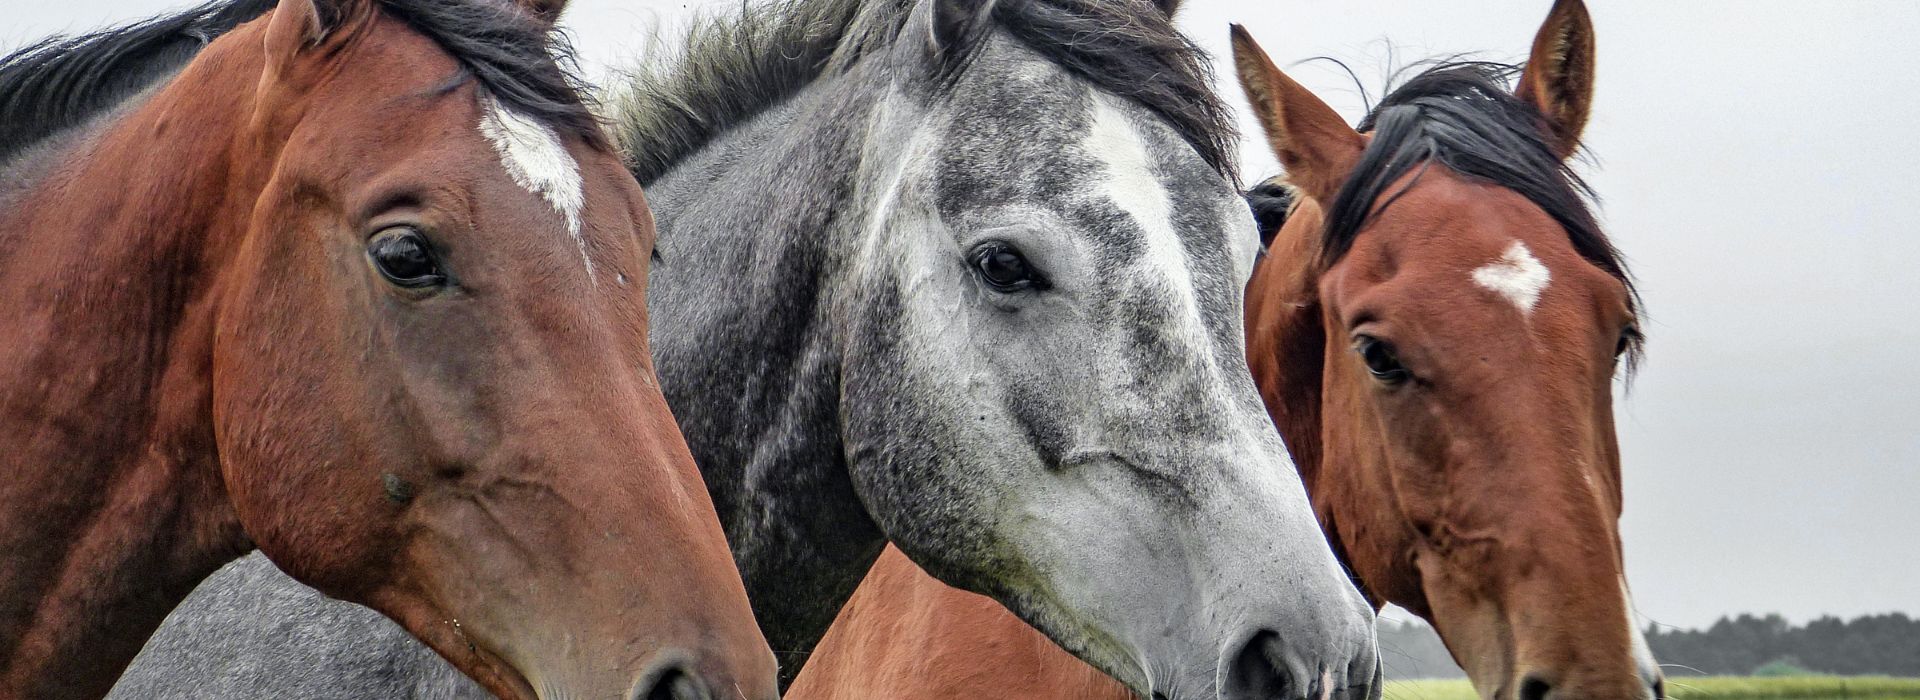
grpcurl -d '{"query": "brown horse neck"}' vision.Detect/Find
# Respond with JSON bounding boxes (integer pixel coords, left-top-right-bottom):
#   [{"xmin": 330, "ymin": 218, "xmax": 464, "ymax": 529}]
[
  {"xmin": 1245, "ymin": 206, "xmax": 1329, "ymax": 495},
  {"xmin": 0, "ymin": 31, "xmax": 271, "ymax": 698},
  {"xmin": 1244, "ymin": 203, "xmax": 1392, "ymax": 610},
  {"xmin": 789, "ymin": 547, "xmax": 1135, "ymax": 700}
]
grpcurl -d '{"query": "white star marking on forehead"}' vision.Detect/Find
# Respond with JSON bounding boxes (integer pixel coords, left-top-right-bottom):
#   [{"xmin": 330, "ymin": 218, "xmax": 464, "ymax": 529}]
[
  {"xmin": 478, "ymin": 95, "xmax": 594, "ymax": 284},
  {"xmin": 1472, "ymin": 240, "xmax": 1551, "ymax": 314}
]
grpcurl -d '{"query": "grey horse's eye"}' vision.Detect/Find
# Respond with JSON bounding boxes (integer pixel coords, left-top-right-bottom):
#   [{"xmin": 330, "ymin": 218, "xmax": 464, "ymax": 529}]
[{"xmin": 970, "ymin": 241, "xmax": 1048, "ymax": 293}]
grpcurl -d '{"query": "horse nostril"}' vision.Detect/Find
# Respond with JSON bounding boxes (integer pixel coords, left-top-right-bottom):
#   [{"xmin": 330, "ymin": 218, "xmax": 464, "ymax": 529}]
[
  {"xmin": 1224, "ymin": 630, "xmax": 1295, "ymax": 699},
  {"xmin": 1518, "ymin": 673, "xmax": 1552, "ymax": 700},
  {"xmin": 635, "ymin": 666, "xmax": 711, "ymax": 700},
  {"xmin": 1652, "ymin": 676, "xmax": 1668, "ymax": 699}
]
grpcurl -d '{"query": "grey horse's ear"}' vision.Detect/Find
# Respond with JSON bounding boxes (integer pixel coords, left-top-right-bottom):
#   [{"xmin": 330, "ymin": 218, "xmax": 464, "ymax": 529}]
[{"xmin": 924, "ymin": 0, "xmax": 997, "ymax": 68}]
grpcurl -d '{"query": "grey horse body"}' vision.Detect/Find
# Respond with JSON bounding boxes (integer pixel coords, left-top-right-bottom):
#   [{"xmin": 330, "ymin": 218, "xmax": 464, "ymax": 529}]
[
  {"xmin": 116, "ymin": 0, "xmax": 1381, "ymax": 697},
  {"xmin": 111, "ymin": 556, "xmax": 480, "ymax": 699}
]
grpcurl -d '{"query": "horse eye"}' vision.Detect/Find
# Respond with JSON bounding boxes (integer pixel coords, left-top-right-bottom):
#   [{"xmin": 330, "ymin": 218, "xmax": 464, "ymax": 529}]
[
  {"xmin": 971, "ymin": 241, "xmax": 1047, "ymax": 293},
  {"xmin": 1615, "ymin": 325, "xmax": 1642, "ymax": 358},
  {"xmin": 1355, "ymin": 335, "xmax": 1410, "ymax": 385},
  {"xmin": 368, "ymin": 226, "xmax": 445, "ymax": 288}
]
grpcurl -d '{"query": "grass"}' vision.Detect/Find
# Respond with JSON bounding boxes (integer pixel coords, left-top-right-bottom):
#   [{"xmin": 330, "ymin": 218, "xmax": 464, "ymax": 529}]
[{"xmin": 1383, "ymin": 676, "xmax": 1920, "ymax": 699}]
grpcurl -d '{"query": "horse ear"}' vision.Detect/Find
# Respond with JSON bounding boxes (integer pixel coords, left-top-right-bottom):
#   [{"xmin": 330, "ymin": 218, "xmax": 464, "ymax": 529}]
[
  {"xmin": 1151, "ymin": 0, "xmax": 1182, "ymax": 17},
  {"xmin": 1245, "ymin": 176, "xmax": 1296, "ymax": 249},
  {"xmin": 263, "ymin": 0, "xmax": 327, "ymax": 65},
  {"xmin": 924, "ymin": 0, "xmax": 997, "ymax": 68},
  {"xmin": 262, "ymin": 0, "xmax": 356, "ymax": 76},
  {"xmin": 1515, "ymin": 0, "xmax": 1596, "ymax": 160},
  {"xmin": 1229, "ymin": 25, "xmax": 1363, "ymax": 205}
]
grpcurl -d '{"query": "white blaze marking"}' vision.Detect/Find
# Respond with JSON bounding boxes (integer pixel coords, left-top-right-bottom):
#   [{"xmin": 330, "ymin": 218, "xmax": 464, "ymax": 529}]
[
  {"xmin": 478, "ymin": 96, "xmax": 593, "ymax": 284},
  {"xmin": 1084, "ymin": 96, "xmax": 1202, "ymax": 343},
  {"xmin": 1471, "ymin": 240, "xmax": 1550, "ymax": 314},
  {"xmin": 1624, "ymin": 576, "xmax": 1660, "ymax": 686}
]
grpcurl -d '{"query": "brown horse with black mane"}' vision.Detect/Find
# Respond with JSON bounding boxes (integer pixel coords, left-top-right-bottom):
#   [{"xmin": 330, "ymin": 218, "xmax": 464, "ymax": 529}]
[
  {"xmin": 788, "ymin": 2, "xmax": 1662, "ymax": 699},
  {"xmin": 0, "ymin": 0, "xmax": 777, "ymax": 697}
]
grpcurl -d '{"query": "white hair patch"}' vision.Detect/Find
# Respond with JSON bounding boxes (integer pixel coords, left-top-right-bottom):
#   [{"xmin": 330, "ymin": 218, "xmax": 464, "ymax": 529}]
[
  {"xmin": 1084, "ymin": 96, "xmax": 1203, "ymax": 342},
  {"xmin": 1624, "ymin": 576, "xmax": 1660, "ymax": 685},
  {"xmin": 478, "ymin": 96, "xmax": 594, "ymax": 284},
  {"xmin": 1472, "ymin": 240, "xmax": 1550, "ymax": 314}
]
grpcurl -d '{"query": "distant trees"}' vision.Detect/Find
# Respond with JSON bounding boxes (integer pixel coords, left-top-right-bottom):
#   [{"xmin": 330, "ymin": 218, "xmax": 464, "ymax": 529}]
[
  {"xmin": 1649, "ymin": 613, "xmax": 1920, "ymax": 677},
  {"xmin": 1377, "ymin": 619, "xmax": 1467, "ymax": 679},
  {"xmin": 1377, "ymin": 612, "xmax": 1920, "ymax": 680}
]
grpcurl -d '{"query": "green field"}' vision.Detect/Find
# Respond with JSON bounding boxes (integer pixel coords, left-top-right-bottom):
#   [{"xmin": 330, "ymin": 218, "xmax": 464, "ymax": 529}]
[{"xmin": 1384, "ymin": 676, "xmax": 1920, "ymax": 699}]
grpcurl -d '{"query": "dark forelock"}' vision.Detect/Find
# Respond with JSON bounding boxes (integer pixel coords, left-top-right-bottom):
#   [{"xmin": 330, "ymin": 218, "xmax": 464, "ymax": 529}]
[{"xmin": 378, "ymin": 0, "xmax": 602, "ymax": 145}]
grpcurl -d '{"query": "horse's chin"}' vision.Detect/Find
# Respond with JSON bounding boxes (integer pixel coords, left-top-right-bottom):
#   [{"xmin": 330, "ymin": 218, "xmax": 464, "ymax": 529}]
[
  {"xmin": 359, "ymin": 592, "xmax": 537, "ymax": 700},
  {"xmin": 464, "ymin": 646, "xmax": 539, "ymax": 700}
]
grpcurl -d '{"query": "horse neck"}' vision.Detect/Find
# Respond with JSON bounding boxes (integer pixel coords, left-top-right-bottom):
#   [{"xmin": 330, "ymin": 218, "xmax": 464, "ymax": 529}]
[
  {"xmin": 1247, "ymin": 218, "xmax": 1331, "ymax": 495},
  {"xmin": 645, "ymin": 69, "xmax": 891, "ymax": 684},
  {"xmin": 1245, "ymin": 213, "xmax": 1394, "ymax": 605},
  {"xmin": 0, "ymin": 41, "xmax": 267, "ymax": 698}
]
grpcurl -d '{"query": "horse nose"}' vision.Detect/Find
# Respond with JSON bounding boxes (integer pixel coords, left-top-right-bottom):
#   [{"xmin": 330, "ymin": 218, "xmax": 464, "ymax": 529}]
[
  {"xmin": 1222, "ymin": 630, "xmax": 1379, "ymax": 700},
  {"xmin": 1352, "ymin": 656, "xmax": 1384, "ymax": 700},
  {"xmin": 631, "ymin": 663, "xmax": 711, "ymax": 700},
  {"xmin": 631, "ymin": 654, "xmax": 779, "ymax": 700},
  {"xmin": 1642, "ymin": 655, "xmax": 1668, "ymax": 699},
  {"xmin": 1224, "ymin": 630, "xmax": 1294, "ymax": 698},
  {"xmin": 1517, "ymin": 668, "xmax": 1664, "ymax": 700},
  {"xmin": 1519, "ymin": 672, "xmax": 1553, "ymax": 700},
  {"xmin": 626, "ymin": 646, "xmax": 780, "ymax": 700}
]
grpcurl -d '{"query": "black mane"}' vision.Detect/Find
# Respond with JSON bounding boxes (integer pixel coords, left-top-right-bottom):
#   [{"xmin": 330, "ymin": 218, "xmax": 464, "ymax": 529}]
[
  {"xmin": 0, "ymin": 0, "xmax": 272, "ymax": 164},
  {"xmin": 1320, "ymin": 61, "xmax": 1641, "ymax": 343},
  {"xmin": 0, "ymin": 0, "xmax": 598, "ymax": 166},
  {"xmin": 610, "ymin": 0, "xmax": 1235, "ymax": 185},
  {"xmin": 1245, "ymin": 174, "xmax": 1296, "ymax": 248},
  {"xmin": 377, "ymin": 0, "xmax": 601, "ymax": 144}
]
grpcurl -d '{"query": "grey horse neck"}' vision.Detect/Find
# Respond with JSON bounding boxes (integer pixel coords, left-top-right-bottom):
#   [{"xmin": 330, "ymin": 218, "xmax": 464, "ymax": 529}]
[
  {"xmin": 110, "ymin": 554, "xmax": 484, "ymax": 700},
  {"xmin": 641, "ymin": 59, "xmax": 893, "ymax": 679}
]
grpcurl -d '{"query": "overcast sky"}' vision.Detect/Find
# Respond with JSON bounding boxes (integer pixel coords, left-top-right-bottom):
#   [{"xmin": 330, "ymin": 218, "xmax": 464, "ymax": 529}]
[{"xmin": 9, "ymin": 0, "xmax": 1916, "ymax": 632}]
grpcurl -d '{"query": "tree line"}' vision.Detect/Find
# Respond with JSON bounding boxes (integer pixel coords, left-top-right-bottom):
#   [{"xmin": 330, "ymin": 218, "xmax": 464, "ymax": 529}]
[{"xmin": 1377, "ymin": 612, "xmax": 1920, "ymax": 680}]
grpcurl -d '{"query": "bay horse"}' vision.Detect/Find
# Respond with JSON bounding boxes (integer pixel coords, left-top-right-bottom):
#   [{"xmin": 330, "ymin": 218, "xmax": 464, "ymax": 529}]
[
  {"xmin": 787, "ymin": 2, "xmax": 1665, "ymax": 699},
  {"xmin": 114, "ymin": 0, "xmax": 1381, "ymax": 697},
  {"xmin": 0, "ymin": 0, "xmax": 778, "ymax": 697}
]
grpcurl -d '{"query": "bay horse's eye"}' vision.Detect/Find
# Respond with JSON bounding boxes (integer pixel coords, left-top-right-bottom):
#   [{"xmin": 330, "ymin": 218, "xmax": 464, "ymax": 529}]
[
  {"xmin": 368, "ymin": 226, "xmax": 445, "ymax": 288},
  {"xmin": 970, "ymin": 241, "xmax": 1048, "ymax": 293},
  {"xmin": 1615, "ymin": 325, "xmax": 1642, "ymax": 358},
  {"xmin": 1355, "ymin": 335, "xmax": 1409, "ymax": 385}
]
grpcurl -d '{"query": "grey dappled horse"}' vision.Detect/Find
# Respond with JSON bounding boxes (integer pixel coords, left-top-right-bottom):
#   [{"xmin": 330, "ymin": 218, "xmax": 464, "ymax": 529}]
[{"xmin": 117, "ymin": 0, "xmax": 1380, "ymax": 697}]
